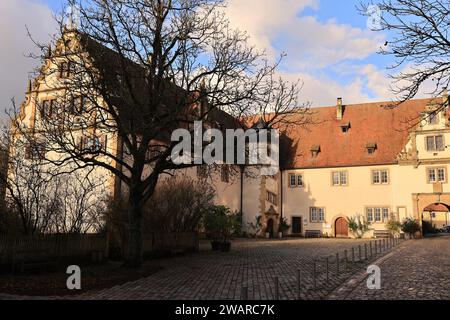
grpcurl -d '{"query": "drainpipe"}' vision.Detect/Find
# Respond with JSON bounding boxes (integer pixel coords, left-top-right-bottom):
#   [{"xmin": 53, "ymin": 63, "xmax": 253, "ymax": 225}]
[
  {"xmin": 280, "ymin": 170, "xmax": 283, "ymax": 220},
  {"xmin": 240, "ymin": 165, "xmax": 244, "ymax": 222}
]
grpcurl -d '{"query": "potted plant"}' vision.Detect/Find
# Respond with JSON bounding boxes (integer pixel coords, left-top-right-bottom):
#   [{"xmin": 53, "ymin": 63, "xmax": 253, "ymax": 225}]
[
  {"xmin": 278, "ymin": 217, "xmax": 290, "ymax": 238},
  {"xmin": 203, "ymin": 206, "xmax": 235, "ymax": 252},
  {"xmin": 203, "ymin": 207, "xmax": 223, "ymax": 250},
  {"xmin": 386, "ymin": 219, "xmax": 402, "ymax": 238},
  {"xmin": 401, "ymin": 218, "xmax": 421, "ymax": 239}
]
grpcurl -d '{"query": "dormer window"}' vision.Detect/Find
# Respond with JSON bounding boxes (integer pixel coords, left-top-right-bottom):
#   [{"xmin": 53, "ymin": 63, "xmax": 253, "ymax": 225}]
[
  {"xmin": 311, "ymin": 145, "xmax": 321, "ymax": 158},
  {"xmin": 340, "ymin": 122, "xmax": 351, "ymax": 133},
  {"xmin": 428, "ymin": 112, "xmax": 439, "ymax": 125},
  {"xmin": 366, "ymin": 143, "xmax": 377, "ymax": 155}
]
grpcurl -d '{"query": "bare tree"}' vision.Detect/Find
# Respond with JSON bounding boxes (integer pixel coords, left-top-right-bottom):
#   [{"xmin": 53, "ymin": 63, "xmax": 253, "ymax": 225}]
[
  {"xmin": 359, "ymin": 0, "xmax": 450, "ymax": 102},
  {"xmin": 1, "ymin": 126, "xmax": 106, "ymax": 235},
  {"xmin": 17, "ymin": 0, "xmax": 306, "ymax": 267},
  {"xmin": 143, "ymin": 175, "xmax": 216, "ymax": 233}
]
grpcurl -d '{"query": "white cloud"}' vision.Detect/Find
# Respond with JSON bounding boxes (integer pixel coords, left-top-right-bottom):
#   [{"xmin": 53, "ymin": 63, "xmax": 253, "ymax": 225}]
[
  {"xmin": 224, "ymin": 0, "xmax": 390, "ymax": 106},
  {"xmin": 225, "ymin": 0, "xmax": 320, "ymax": 57},
  {"xmin": 279, "ymin": 71, "xmax": 371, "ymax": 107},
  {"xmin": 0, "ymin": 0, "xmax": 56, "ymax": 117}
]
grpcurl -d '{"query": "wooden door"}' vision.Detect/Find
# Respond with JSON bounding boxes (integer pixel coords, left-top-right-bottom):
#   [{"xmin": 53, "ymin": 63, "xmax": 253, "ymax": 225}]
[
  {"xmin": 292, "ymin": 217, "xmax": 302, "ymax": 234},
  {"xmin": 267, "ymin": 219, "xmax": 274, "ymax": 238},
  {"xmin": 335, "ymin": 218, "xmax": 349, "ymax": 237}
]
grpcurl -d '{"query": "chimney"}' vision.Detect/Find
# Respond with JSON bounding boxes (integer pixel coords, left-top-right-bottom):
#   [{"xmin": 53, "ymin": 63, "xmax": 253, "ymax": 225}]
[{"xmin": 337, "ymin": 97, "xmax": 344, "ymax": 120}]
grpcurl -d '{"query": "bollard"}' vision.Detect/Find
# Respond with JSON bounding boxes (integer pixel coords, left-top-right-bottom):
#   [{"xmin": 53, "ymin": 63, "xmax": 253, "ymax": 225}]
[
  {"xmin": 352, "ymin": 247, "xmax": 355, "ymax": 264},
  {"xmin": 344, "ymin": 250, "xmax": 348, "ymax": 272},
  {"xmin": 364, "ymin": 243, "xmax": 368, "ymax": 260},
  {"xmin": 297, "ymin": 269, "xmax": 301, "ymax": 300},
  {"xmin": 241, "ymin": 286, "xmax": 248, "ymax": 300},
  {"xmin": 336, "ymin": 253, "xmax": 340, "ymax": 275},
  {"xmin": 275, "ymin": 277, "xmax": 279, "ymax": 300},
  {"xmin": 313, "ymin": 261, "xmax": 317, "ymax": 290},
  {"xmin": 326, "ymin": 257, "xmax": 329, "ymax": 283},
  {"xmin": 374, "ymin": 240, "xmax": 377, "ymax": 254},
  {"xmin": 379, "ymin": 239, "xmax": 382, "ymax": 252},
  {"xmin": 358, "ymin": 245, "xmax": 362, "ymax": 261},
  {"xmin": 370, "ymin": 241, "xmax": 373, "ymax": 257}
]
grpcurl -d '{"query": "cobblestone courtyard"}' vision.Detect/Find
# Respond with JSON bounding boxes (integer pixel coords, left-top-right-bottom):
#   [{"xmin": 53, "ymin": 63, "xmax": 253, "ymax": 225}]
[
  {"xmin": 336, "ymin": 235, "xmax": 450, "ymax": 300},
  {"xmin": 78, "ymin": 238, "xmax": 383, "ymax": 300},
  {"xmin": 3, "ymin": 236, "xmax": 450, "ymax": 300},
  {"xmin": 0, "ymin": 237, "xmax": 398, "ymax": 300}
]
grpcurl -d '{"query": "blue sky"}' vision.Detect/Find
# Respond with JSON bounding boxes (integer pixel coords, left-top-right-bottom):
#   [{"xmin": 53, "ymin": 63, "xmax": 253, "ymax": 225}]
[{"xmin": 0, "ymin": 0, "xmax": 425, "ymax": 115}]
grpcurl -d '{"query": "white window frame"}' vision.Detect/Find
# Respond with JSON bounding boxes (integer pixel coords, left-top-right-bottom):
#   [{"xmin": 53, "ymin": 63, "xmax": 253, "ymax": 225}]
[
  {"xmin": 372, "ymin": 170, "xmax": 389, "ymax": 185},
  {"xmin": 310, "ymin": 207, "xmax": 325, "ymax": 223}
]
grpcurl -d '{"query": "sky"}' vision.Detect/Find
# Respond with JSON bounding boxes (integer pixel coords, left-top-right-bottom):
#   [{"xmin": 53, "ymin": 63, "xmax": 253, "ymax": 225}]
[{"xmin": 0, "ymin": 0, "xmax": 431, "ymax": 118}]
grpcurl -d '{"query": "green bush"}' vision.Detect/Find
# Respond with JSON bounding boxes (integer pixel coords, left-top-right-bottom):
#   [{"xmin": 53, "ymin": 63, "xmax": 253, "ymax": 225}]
[
  {"xmin": 386, "ymin": 219, "xmax": 402, "ymax": 236},
  {"xmin": 203, "ymin": 205, "xmax": 237, "ymax": 242},
  {"xmin": 347, "ymin": 215, "xmax": 370, "ymax": 238},
  {"xmin": 278, "ymin": 217, "xmax": 290, "ymax": 235},
  {"xmin": 401, "ymin": 218, "xmax": 421, "ymax": 238}
]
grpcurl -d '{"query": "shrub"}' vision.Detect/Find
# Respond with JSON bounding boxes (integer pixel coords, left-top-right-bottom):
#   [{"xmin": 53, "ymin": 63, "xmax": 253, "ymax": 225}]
[
  {"xmin": 347, "ymin": 215, "xmax": 370, "ymax": 238},
  {"xmin": 203, "ymin": 205, "xmax": 237, "ymax": 243},
  {"xmin": 386, "ymin": 219, "xmax": 402, "ymax": 236},
  {"xmin": 143, "ymin": 176, "xmax": 216, "ymax": 233},
  {"xmin": 278, "ymin": 217, "xmax": 290, "ymax": 235},
  {"xmin": 247, "ymin": 215, "xmax": 263, "ymax": 238},
  {"xmin": 401, "ymin": 218, "xmax": 421, "ymax": 238}
]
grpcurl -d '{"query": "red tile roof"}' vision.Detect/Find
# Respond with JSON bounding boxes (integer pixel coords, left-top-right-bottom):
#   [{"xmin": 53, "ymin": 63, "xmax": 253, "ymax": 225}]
[
  {"xmin": 423, "ymin": 203, "xmax": 450, "ymax": 212},
  {"xmin": 281, "ymin": 98, "xmax": 433, "ymax": 169}
]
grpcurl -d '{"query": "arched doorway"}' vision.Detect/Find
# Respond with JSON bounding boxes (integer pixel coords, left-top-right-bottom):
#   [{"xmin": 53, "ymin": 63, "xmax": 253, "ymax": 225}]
[
  {"xmin": 422, "ymin": 203, "xmax": 450, "ymax": 234},
  {"xmin": 335, "ymin": 217, "xmax": 349, "ymax": 238},
  {"xmin": 266, "ymin": 219, "xmax": 275, "ymax": 238}
]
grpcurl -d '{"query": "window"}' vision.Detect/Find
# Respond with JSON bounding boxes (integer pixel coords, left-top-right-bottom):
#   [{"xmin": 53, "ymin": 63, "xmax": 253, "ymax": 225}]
[
  {"xmin": 266, "ymin": 191, "xmax": 277, "ymax": 206},
  {"xmin": 372, "ymin": 170, "xmax": 389, "ymax": 185},
  {"xmin": 59, "ymin": 61, "xmax": 73, "ymax": 78},
  {"xmin": 297, "ymin": 174, "xmax": 303, "ymax": 187},
  {"xmin": 40, "ymin": 99, "xmax": 55, "ymax": 118},
  {"xmin": 340, "ymin": 123, "xmax": 351, "ymax": 133},
  {"xmin": 427, "ymin": 167, "xmax": 446, "ymax": 183},
  {"xmin": 367, "ymin": 207, "xmax": 389, "ymax": 223},
  {"xmin": 311, "ymin": 145, "xmax": 321, "ymax": 158},
  {"xmin": 429, "ymin": 112, "xmax": 439, "ymax": 125},
  {"xmin": 375, "ymin": 208, "xmax": 381, "ymax": 222},
  {"xmin": 71, "ymin": 96, "xmax": 86, "ymax": 115},
  {"xmin": 426, "ymin": 135, "xmax": 444, "ymax": 151},
  {"xmin": 367, "ymin": 208, "xmax": 374, "ymax": 222},
  {"xmin": 289, "ymin": 174, "xmax": 296, "ymax": 187},
  {"xmin": 383, "ymin": 208, "xmax": 389, "ymax": 222},
  {"xmin": 332, "ymin": 171, "xmax": 348, "ymax": 186},
  {"xmin": 25, "ymin": 142, "xmax": 46, "ymax": 160},
  {"xmin": 289, "ymin": 173, "xmax": 303, "ymax": 188},
  {"xmin": 77, "ymin": 135, "xmax": 106, "ymax": 153},
  {"xmin": 310, "ymin": 207, "xmax": 325, "ymax": 223},
  {"xmin": 366, "ymin": 143, "xmax": 377, "ymax": 155}
]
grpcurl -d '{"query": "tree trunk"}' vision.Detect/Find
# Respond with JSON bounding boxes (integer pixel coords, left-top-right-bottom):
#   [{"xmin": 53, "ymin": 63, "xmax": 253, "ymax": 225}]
[{"xmin": 124, "ymin": 189, "xmax": 143, "ymax": 268}]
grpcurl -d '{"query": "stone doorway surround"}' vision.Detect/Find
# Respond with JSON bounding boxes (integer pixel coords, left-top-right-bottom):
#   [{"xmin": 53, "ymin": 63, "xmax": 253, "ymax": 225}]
[{"xmin": 412, "ymin": 193, "xmax": 450, "ymax": 236}]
